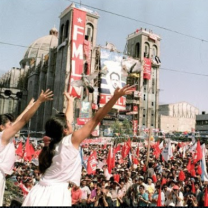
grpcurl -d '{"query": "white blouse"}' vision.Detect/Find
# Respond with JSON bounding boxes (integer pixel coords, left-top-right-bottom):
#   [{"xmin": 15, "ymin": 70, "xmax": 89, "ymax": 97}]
[
  {"xmin": 0, "ymin": 131, "xmax": 16, "ymax": 174},
  {"xmin": 40, "ymin": 134, "xmax": 82, "ymax": 186}
]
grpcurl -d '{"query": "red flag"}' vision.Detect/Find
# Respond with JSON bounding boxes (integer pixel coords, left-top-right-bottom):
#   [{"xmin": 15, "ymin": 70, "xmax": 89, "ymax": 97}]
[
  {"xmin": 16, "ymin": 142, "xmax": 23, "ymax": 158},
  {"xmin": 107, "ymin": 147, "xmax": 115, "ymax": 174},
  {"xmin": 192, "ymin": 182, "xmax": 196, "ymax": 193},
  {"xmin": 136, "ymin": 147, "xmax": 140, "ymax": 157},
  {"xmin": 204, "ymin": 187, "xmax": 208, "ymax": 206},
  {"xmin": 132, "ymin": 156, "xmax": 139, "ymax": 165},
  {"xmin": 157, "ymin": 188, "xmax": 162, "ymax": 206},
  {"xmin": 30, "ymin": 144, "xmax": 35, "ymax": 156},
  {"xmin": 190, "ymin": 169, "xmax": 196, "ymax": 177},
  {"xmin": 142, "ymin": 164, "xmax": 147, "ymax": 172},
  {"xmin": 103, "ymin": 144, "xmax": 107, "ymax": 149},
  {"xmin": 161, "ymin": 178, "xmax": 167, "ymax": 185},
  {"xmin": 196, "ymin": 141, "xmax": 202, "ymax": 162},
  {"xmin": 187, "ymin": 159, "xmax": 191, "ymax": 173},
  {"xmin": 24, "ymin": 137, "xmax": 32, "ymax": 161},
  {"xmin": 197, "ymin": 164, "xmax": 202, "ymax": 175},
  {"xmin": 87, "ymin": 151, "xmax": 97, "ymax": 175},
  {"xmin": 19, "ymin": 182, "xmax": 29, "ymax": 196},
  {"xmin": 153, "ymin": 142, "xmax": 161, "ymax": 159},
  {"xmin": 114, "ymin": 144, "xmax": 120, "ymax": 153},
  {"xmin": 34, "ymin": 150, "xmax": 41, "ymax": 158},
  {"xmin": 152, "ymin": 174, "xmax": 157, "ymax": 183},
  {"xmin": 178, "ymin": 170, "xmax": 186, "ymax": 181},
  {"xmin": 121, "ymin": 143, "xmax": 131, "ymax": 159},
  {"xmin": 114, "ymin": 174, "xmax": 120, "ymax": 183}
]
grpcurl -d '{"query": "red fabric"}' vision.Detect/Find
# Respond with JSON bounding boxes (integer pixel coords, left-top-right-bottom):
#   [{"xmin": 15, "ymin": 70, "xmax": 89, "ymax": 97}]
[
  {"xmin": 132, "ymin": 156, "xmax": 139, "ymax": 165},
  {"xmin": 204, "ymin": 187, "xmax": 208, "ymax": 206},
  {"xmin": 152, "ymin": 174, "xmax": 157, "ymax": 183},
  {"xmin": 24, "ymin": 137, "xmax": 32, "ymax": 161},
  {"xmin": 190, "ymin": 169, "xmax": 196, "ymax": 177},
  {"xmin": 16, "ymin": 142, "xmax": 23, "ymax": 158},
  {"xmin": 33, "ymin": 150, "xmax": 41, "ymax": 158},
  {"xmin": 87, "ymin": 151, "xmax": 97, "ymax": 175},
  {"xmin": 187, "ymin": 159, "xmax": 192, "ymax": 173},
  {"xmin": 114, "ymin": 144, "xmax": 120, "ymax": 153},
  {"xmin": 192, "ymin": 182, "xmax": 196, "ymax": 193},
  {"xmin": 121, "ymin": 143, "xmax": 131, "ymax": 159},
  {"xmin": 19, "ymin": 183, "xmax": 29, "ymax": 196},
  {"xmin": 142, "ymin": 164, "xmax": 147, "ymax": 172},
  {"xmin": 136, "ymin": 147, "xmax": 140, "ymax": 157},
  {"xmin": 197, "ymin": 164, "xmax": 202, "ymax": 175},
  {"xmin": 103, "ymin": 144, "xmax": 107, "ymax": 149},
  {"xmin": 161, "ymin": 178, "xmax": 167, "ymax": 185},
  {"xmin": 113, "ymin": 174, "xmax": 120, "ymax": 183},
  {"xmin": 153, "ymin": 141, "xmax": 161, "ymax": 159},
  {"xmin": 196, "ymin": 141, "xmax": 202, "ymax": 162},
  {"xmin": 157, "ymin": 188, "xmax": 162, "ymax": 206},
  {"xmin": 107, "ymin": 147, "xmax": 115, "ymax": 174},
  {"xmin": 30, "ymin": 144, "xmax": 35, "ymax": 156},
  {"xmin": 178, "ymin": 170, "xmax": 186, "ymax": 181}
]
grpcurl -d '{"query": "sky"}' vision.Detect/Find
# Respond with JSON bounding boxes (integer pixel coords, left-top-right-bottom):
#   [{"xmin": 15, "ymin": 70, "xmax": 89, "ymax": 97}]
[{"xmin": 0, "ymin": 0, "xmax": 208, "ymax": 112}]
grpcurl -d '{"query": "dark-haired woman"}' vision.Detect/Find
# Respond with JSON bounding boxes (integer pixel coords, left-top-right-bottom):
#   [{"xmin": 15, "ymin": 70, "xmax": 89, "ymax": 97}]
[
  {"xmin": 0, "ymin": 90, "xmax": 53, "ymax": 206},
  {"xmin": 22, "ymin": 85, "xmax": 134, "ymax": 206}
]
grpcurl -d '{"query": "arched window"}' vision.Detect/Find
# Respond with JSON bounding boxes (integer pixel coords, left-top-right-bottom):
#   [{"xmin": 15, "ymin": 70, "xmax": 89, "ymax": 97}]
[
  {"xmin": 65, "ymin": 20, "xmax": 69, "ymax": 39},
  {"xmin": 152, "ymin": 45, "xmax": 157, "ymax": 58},
  {"xmin": 144, "ymin": 42, "xmax": 150, "ymax": 58},
  {"xmin": 59, "ymin": 24, "xmax": 64, "ymax": 44},
  {"xmin": 85, "ymin": 23, "xmax": 94, "ymax": 42},
  {"xmin": 135, "ymin": 42, "xmax": 140, "ymax": 58}
]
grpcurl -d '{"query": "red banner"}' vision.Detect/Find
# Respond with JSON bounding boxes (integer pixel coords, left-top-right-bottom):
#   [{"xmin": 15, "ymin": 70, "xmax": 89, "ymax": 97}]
[
  {"xmin": 133, "ymin": 120, "xmax": 138, "ymax": 136},
  {"xmin": 143, "ymin": 58, "xmax": 151, "ymax": 80},
  {"xmin": 68, "ymin": 8, "xmax": 86, "ymax": 97},
  {"xmin": 99, "ymin": 94, "xmax": 126, "ymax": 110}
]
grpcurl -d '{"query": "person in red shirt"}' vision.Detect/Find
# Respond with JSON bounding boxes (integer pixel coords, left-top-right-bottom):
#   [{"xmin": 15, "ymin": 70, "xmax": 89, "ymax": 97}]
[{"xmin": 71, "ymin": 184, "xmax": 82, "ymax": 206}]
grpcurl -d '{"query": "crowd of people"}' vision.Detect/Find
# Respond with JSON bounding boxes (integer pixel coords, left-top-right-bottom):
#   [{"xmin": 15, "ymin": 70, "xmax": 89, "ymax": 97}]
[{"xmin": 0, "ymin": 86, "xmax": 208, "ymax": 207}]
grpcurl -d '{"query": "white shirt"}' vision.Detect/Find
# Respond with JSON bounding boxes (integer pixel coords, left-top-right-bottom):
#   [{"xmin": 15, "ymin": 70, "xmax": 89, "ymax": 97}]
[
  {"xmin": 0, "ymin": 131, "xmax": 16, "ymax": 174},
  {"xmin": 40, "ymin": 134, "xmax": 82, "ymax": 186},
  {"xmin": 80, "ymin": 186, "xmax": 91, "ymax": 200}
]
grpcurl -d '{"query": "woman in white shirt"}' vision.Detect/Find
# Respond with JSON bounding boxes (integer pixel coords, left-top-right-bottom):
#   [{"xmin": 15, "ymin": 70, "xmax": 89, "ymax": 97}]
[
  {"xmin": 22, "ymin": 85, "xmax": 134, "ymax": 206},
  {"xmin": 0, "ymin": 90, "xmax": 53, "ymax": 206}
]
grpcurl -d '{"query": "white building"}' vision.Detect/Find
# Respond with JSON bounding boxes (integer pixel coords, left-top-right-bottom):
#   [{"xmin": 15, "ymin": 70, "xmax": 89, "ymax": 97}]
[{"xmin": 159, "ymin": 102, "xmax": 199, "ymax": 132}]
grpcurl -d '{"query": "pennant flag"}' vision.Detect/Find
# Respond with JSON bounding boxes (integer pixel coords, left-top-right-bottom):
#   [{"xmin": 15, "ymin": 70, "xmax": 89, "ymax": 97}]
[
  {"xmin": 114, "ymin": 174, "xmax": 120, "ymax": 183},
  {"xmin": 114, "ymin": 144, "xmax": 120, "ymax": 154},
  {"xmin": 152, "ymin": 174, "xmax": 157, "ymax": 183},
  {"xmin": 200, "ymin": 144, "xmax": 208, "ymax": 182},
  {"xmin": 190, "ymin": 169, "xmax": 196, "ymax": 177},
  {"xmin": 132, "ymin": 156, "xmax": 139, "ymax": 165},
  {"xmin": 87, "ymin": 151, "xmax": 97, "ymax": 175},
  {"xmin": 80, "ymin": 147, "xmax": 87, "ymax": 169},
  {"xmin": 192, "ymin": 182, "xmax": 196, "ymax": 193},
  {"xmin": 178, "ymin": 170, "xmax": 186, "ymax": 181},
  {"xmin": 197, "ymin": 164, "xmax": 202, "ymax": 175},
  {"xmin": 136, "ymin": 146, "xmax": 140, "ymax": 157},
  {"xmin": 196, "ymin": 140, "xmax": 202, "ymax": 162},
  {"xmin": 187, "ymin": 159, "xmax": 192, "ymax": 173},
  {"xmin": 16, "ymin": 142, "xmax": 24, "ymax": 158},
  {"xmin": 121, "ymin": 143, "xmax": 131, "ymax": 159},
  {"xmin": 157, "ymin": 188, "xmax": 162, "ymax": 206},
  {"xmin": 33, "ymin": 150, "xmax": 41, "ymax": 158},
  {"xmin": 107, "ymin": 146, "xmax": 115, "ymax": 174},
  {"xmin": 161, "ymin": 139, "xmax": 172, "ymax": 162},
  {"xmin": 24, "ymin": 137, "xmax": 32, "ymax": 161},
  {"xmin": 153, "ymin": 141, "xmax": 161, "ymax": 159},
  {"xmin": 204, "ymin": 187, "xmax": 208, "ymax": 206},
  {"xmin": 30, "ymin": 144, "xmax": 35, "ymax": 156}
]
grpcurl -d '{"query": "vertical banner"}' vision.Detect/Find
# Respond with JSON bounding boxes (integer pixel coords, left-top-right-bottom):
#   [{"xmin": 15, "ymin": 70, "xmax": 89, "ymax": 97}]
[
  {"xmin": 79, "ymin": 101, "xmax": 91, "ymax": 118},
  {"xmin": 99, "ymin": 48, "xmax": 126, "ymax": 110},
  {"xmin": 133, "ymin": 120, "xmax": 138, "ymax": 136},
  {"xmin": 68, "ymin": 8, "xmax": 86, "ymax": 97},
  {"xmin": 143, "ymin": 58, "xmax": 152, "ymax": 80}
]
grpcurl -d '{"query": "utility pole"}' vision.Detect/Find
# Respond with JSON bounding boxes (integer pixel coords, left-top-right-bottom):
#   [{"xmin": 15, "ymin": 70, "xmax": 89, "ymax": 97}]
[{"xmin": 146, "ymin": 127, "xmax": 152, "ymax": 166}]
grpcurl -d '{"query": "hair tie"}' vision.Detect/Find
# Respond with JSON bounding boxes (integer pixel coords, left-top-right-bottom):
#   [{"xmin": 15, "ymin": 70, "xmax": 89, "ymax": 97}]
[{"xmin": 43, "ymin": 136, "xmax": 52, "ymax": 147}]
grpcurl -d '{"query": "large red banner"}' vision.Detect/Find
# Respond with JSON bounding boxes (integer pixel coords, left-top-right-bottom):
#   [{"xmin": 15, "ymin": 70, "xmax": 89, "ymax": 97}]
[
  {"xmin": 143, "ymin": 58, "xmax": 152, "ymax": 80},
  {"xmin": 68, "ymin": 8, "xmax": 86, "ymax": 97}
]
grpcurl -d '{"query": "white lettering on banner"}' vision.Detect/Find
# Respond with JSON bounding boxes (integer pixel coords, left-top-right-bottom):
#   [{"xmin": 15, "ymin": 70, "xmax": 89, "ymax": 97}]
[
  {"xmin": 73, "ymin": 25, "xmax": 84, "ymax": 40},
  {"xmin": 72, "ymin": 42, "xmax": 83, "ymax": 59},
  {"xmin": 71, "ymin": 60, "xmax": 76, "ymax": 74},
  {"xmin": 89, "ymin": 156, "xmax": 97, "ymax": 172}
]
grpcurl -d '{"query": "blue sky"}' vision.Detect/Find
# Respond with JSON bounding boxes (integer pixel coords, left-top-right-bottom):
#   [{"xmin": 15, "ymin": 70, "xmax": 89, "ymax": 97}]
[{"xmin": 0, "ymin": 0, "xmax": 208, "ymax": 112}]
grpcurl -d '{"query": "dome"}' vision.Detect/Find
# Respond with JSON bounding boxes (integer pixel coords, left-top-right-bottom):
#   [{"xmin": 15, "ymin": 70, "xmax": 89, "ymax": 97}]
[{"xmin": 23, "ymin": 34, "xmax": 58, "ymax": 60}]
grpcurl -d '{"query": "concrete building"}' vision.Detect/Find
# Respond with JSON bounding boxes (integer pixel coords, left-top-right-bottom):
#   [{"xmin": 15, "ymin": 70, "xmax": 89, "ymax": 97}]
[
  {"xmin": 125, "ymin": 29, "xmax": 161, "ymax": 131},
  {"xmin": 196, "ymin": 112, "xmax": 208, "ymax": 135},
  {"xmin": 159, "ymin": 102, "xmax": 199, "ymax": 132}
]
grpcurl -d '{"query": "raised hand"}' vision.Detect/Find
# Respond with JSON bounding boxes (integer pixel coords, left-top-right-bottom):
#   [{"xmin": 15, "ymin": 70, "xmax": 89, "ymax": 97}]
[
  {"xmin": 114, "ymin": 85, "xmax": 134, "ymax": 98},
  {"xmin": 63, "ymin": 92, "xmax": 75, "ymax": 102},
  {"xmin": 27, "ymin": 98, "xmax": 35, "ymax": 108},
  {"xmin": 38, "ymin": 89, "xmax": 53, "ymax": 103}
]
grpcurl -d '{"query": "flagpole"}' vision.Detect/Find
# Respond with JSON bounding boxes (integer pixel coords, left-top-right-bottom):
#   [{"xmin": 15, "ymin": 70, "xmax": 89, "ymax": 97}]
[{"xmin": 146, "ymin": 128, "xmax": 152, "ymax": 166}]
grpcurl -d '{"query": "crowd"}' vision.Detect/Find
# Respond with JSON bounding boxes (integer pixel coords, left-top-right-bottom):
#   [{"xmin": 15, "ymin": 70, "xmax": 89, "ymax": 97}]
[
  {"xmin": 1, "ymin": 87, "xmax": 208, "ymax": 206},
  {"xmin": 4, "ymin": 137, "xmax": 208, "ymax": 207}
]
